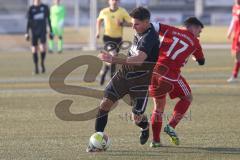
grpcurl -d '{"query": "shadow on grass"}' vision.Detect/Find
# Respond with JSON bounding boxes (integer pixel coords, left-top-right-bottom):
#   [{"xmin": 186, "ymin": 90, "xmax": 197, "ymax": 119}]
[{"xmin": 104, "ymin": 146, "xmax": 240, "ymax": 157}]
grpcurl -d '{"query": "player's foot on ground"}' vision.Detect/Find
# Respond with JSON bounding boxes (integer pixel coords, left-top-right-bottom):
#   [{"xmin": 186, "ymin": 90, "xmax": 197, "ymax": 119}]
[
  {"xmin": 33, "ymin": 68, "xmax": 39, "ymax": 75},
  {"xmin": 58, "ymin": 50, "xmax": 63, "ymax": 54},
  {"xmin": 139, "ymin": 126, "xmax": 149, "ymax": 145},
  {"xmin": 164, "ymin": 124, "xmax": 180, "ymax": 145},
  {"xmin": 227, "ymin": 76, "xmax": 237, "ymax": 83},
  {"xmin": 150, "ymin": 141, "xmax": 162, "ymax": 148}
]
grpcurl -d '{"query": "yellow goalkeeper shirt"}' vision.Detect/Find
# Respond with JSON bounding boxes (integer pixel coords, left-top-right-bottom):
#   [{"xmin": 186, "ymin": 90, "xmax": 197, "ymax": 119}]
[{"xmin": 97, "ymin": 7, "xmax": 131, "ymax": 38}]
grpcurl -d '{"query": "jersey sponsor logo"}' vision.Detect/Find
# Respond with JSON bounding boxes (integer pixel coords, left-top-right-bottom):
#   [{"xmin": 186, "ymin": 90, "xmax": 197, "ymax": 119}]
[{"xmin": 34, "ymin": 13, "xmax": 44, "ymax": 20}]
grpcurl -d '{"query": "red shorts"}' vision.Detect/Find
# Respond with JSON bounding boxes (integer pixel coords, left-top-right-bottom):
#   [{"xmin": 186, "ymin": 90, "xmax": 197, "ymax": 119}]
[
  {"xmin": 232, "ymin": 34, "xmax": 240, "ymax": 54},
  {"xmin": 149, "ymin": 73, "xmax": 191, "ymax": 99}
]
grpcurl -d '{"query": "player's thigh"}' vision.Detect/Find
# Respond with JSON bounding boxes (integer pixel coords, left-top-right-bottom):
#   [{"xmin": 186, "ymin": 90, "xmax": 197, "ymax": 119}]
[
  {"xmin": 128, "ymin": 74, "xmax": 152, "ymax": 115},
  {"xmin": 237, "ymin": 52, "xmax": 240, "ymax": 61},
  {"xmin": 232, "ymin": 36, "xmax": 240, "ymax": 55},
  {"xmin": 31, "ymin": 34, "xmax": 39, "ymax": 53},
  {"xmin": 104, "ymin": 74, "xmax": 128, "ymax": 102},
  {"xmin": 131, "ymin": 90, "xmax": 149, "ymax": 116},
  {"xmin": 39, "ymin": 34, "xmax": 47, "ymax": 51},
  {"xmin": 149, "ymin": 74, "xmax": 173, "ymax": 99},
  {"xmin": 57, "ymin": 27, "xmax": 64, "ymax": 38},
  {"xmin": 169, "ymin": 76, "xmax": 191, "ymax": 99},
  {"xmin": 52, "ymin": 26, "xmax": 58, "ymax": 35},
  {"xmin": 31, "ymin": 34, "xmax": 38, "ymax": 47}
]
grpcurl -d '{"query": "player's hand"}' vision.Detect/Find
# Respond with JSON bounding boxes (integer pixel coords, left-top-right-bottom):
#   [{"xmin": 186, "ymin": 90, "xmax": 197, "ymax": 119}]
[
  {"xmin": 96, "ymin": 32, "xmax": 100, "ymax": 39},
  {"xmin": 49, "ymin": 32, "xmax": 54, "ymax": 39},
  {"xmin": 24, "ymin": 33, "xmax": 29, "ymax": 41},
  {"xmin": 98, "ymin": 50, "xmax": 113, "ymax": 63},
  {"xmin": 227, "ymin": 34, "xmax": 231, "ymax": 40},
  {"xmin": 116, "ymin": 19, "xmax": 124, "ymax": 26}
]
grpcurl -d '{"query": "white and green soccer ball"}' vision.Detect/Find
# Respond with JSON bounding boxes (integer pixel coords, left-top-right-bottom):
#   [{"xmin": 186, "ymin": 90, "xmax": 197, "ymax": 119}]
[{"xmin": 89, "ymin": 132, "xmax": 111, "ymax": 151}]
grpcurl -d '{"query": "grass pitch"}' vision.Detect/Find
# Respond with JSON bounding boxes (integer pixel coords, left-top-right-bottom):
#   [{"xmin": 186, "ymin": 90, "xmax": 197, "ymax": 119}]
[{"xmin": 0, "ymin": 47, "xmax": 240, "ymax": 160}]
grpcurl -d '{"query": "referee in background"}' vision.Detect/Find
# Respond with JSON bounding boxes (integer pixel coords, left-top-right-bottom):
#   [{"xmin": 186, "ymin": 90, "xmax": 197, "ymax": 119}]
[{"xmin": 96, "ymin": 0, "xmax": 132, "ymax": 85}]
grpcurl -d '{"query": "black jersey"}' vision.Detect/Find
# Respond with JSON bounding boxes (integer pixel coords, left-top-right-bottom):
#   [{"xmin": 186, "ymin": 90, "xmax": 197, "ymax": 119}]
[
  {"xmin": 26, "ymin": 4, "xmax": 52, "ymax": 35},
  {"xmin": 120, "ymin": 23, "xmax": 160, "ymax": 78}
]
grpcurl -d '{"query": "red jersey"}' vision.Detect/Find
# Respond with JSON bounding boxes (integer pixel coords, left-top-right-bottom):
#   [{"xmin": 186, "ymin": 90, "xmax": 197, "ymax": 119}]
[
  {"xmin": 232, "ymin": 4, "xmax": 240, "ymax": 38},
  {"xmin": 154, "ymin": 23, "xmax": 204, "ymax": 80}
]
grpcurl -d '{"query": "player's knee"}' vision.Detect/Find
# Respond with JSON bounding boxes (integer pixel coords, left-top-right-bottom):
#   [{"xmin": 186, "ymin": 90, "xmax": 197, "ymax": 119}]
[
  {"xmin": 32, "ymin": 46, "xmax": 38, "ymax": 53},
  {"xmin": 99, "ymin": 98, "xmax": 114, "ymax": 111},
  {"xmin": 182, "ymin": 94, "xmax": 193, "ymax": 103},
  {"xmin": 153, "ymin": 97, "xmax": 166, "ymax": 112},
  {"xmin": 39, "ymin": 45, "xmax": 46, "ymax": 52},
  {"xmin": 132, "ymin": 113, "xmax": 143, "ymax": 124}
]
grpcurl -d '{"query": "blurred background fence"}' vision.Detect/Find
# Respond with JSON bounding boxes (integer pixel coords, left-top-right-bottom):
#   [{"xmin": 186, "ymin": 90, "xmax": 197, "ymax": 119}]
[{"xmin": 0, "ymin": 0, "xmax": 235, "ymax": 34}]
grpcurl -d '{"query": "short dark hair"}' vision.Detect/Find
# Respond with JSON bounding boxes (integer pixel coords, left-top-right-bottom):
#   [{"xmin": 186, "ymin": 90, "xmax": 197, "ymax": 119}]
[
  {"xmin": 184, "ymin": 17, "xmax": 204, "ymax": 28},
  {"xmin": 129, "ymin": 7, "xmax": 150, "ymax": 21}
]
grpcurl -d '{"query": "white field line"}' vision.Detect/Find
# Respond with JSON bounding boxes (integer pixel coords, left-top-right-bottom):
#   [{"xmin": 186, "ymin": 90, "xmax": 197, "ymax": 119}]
[
  {"xmin": 0, "ymin": 73, "xmax": 232, "ymax": 84},
  {"xmin": 0, "ymin": 83, "xmax": 239, "ymax": 94},
  {"xmin": 0, "ymin": 44, "xmax": 231, "ymax": 52}
]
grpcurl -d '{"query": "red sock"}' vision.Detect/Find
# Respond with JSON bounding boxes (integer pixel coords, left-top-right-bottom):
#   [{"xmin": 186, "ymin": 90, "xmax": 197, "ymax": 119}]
[
  {"xmin": 233, "ymin": 61, "xmax": 240, "ymax": 78},
  {"xmin": 169, "ymin": 99, "xmax": 191, "ymax": 128},
  {"xmin": 151, "ymin": 110, "xmax": 163, "ymax": 142}
]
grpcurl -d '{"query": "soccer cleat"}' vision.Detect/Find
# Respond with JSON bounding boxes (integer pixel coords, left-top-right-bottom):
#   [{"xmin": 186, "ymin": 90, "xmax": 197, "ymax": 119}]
[
  {"xmin": 139, "ymin": 127, "xmax": 149, "ymax": 145},
  {"xmin": 150, "ymin": 141, "xmax": 162, "ymax": 148},
  {"xmin": 164, "ymin": 124, "xmax": 180, "ymax": 145},
  {"xmin": 227, "ymin": 76, "xmax": 237, "ymax": 83}
]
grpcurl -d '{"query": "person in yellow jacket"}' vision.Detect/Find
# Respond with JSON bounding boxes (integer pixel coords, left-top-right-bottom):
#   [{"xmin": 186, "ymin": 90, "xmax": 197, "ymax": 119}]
[
  {"xmin": 48, "ymin": 0, "xmax": 65, "ymax": 53},
  {"xmin": 97, "ymin": 0, "xmax": 132, "ymax": 85}
]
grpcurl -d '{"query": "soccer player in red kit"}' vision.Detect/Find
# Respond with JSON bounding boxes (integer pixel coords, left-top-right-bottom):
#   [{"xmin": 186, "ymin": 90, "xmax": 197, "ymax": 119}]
[
  {"xmin": 149, "ymin": 17, "xmax": 205, "ymax": 147},
  {"xmin": 227, "ymin": 0, "xmax": 240, "ymax": 82}
]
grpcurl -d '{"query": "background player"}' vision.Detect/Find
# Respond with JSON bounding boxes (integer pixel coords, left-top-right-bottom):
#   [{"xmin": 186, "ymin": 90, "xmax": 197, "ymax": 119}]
[
  {"xmin": 48, "ymin": 0, "xmax": 65, "ymax": 53},
  {"xmin": 25, "ymin": 0, "xmax": 53, "ymax": 74},
  {"xmin": 96, "ymin": 0, "xmax": 132, "ymax": 85},
  {"xmin": 227, "ymin": 0, "xmax": 240, "ymax": 82},
  {"xmin": 87, "ymin": 7, "xmax": 159, "ymax": 152},
  {"xmin": 149, "ymin": 17, "xmax": 205, "ymax": 147}
]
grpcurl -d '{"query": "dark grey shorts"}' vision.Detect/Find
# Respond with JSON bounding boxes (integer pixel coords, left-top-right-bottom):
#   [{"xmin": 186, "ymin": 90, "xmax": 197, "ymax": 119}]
[{"xmin": 104, "ymin": 71, "xmax": 151, "ymax": 115}]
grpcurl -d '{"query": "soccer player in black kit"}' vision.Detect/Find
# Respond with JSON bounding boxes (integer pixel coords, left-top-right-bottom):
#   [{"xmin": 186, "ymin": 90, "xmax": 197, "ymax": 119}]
[
  {"xmin": 25, "ymin": 0, "xmax": 53, "ymax": 74},
  {"xmin": 87, "ymin": 7, "xmax": 160, "ymax": 152}
]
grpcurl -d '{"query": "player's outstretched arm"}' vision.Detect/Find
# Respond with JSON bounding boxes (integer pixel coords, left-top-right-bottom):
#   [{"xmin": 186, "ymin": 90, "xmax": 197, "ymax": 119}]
[{"xmin": 98, "ymin": 50, "xmax": 147, "ymax": 65}]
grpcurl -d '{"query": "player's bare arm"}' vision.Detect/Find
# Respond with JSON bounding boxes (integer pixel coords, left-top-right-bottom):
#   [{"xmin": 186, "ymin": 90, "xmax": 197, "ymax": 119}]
[
  {"xmin": 96, "ymin": 19, "xmax": 103, "ymax": 39},
  {"xmin": 98, "ymin": 50, "xmax": 147, "ymax": 65}
]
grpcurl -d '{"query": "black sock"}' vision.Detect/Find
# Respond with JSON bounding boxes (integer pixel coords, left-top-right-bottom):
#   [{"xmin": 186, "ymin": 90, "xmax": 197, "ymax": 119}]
[
  {"xmin": 95, "ymin": 109, "xmax": 109, "ymax": 132},
  {"xmin": 135, "ymin": 115, "xmax": 149, "ymax": 129},
  {"xmin": 40, "ymin": 51, "xmax": 46, "ymax": 65},
  {"xmin": 32, "ymin": 53, "xmax": 38, "ymax": 73},
  {"xmin": 40, "ymin": 52, "xmax": 46, "ymax": 72}
]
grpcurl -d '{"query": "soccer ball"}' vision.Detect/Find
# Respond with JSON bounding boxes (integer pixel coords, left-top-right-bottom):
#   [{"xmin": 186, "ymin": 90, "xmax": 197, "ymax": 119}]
[{"xmin": 89, "ymin": 132, "xmax": 111, "ymax": 151}]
